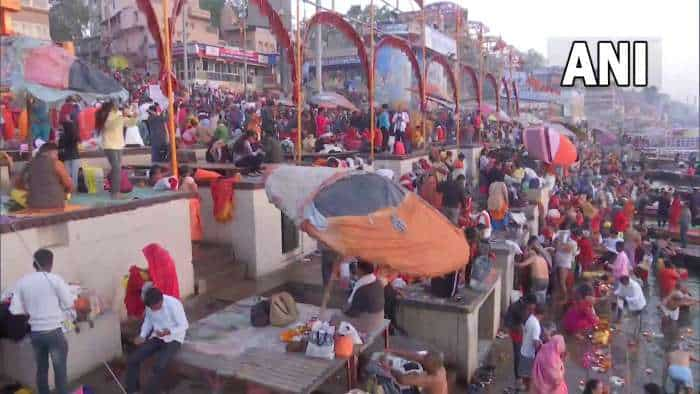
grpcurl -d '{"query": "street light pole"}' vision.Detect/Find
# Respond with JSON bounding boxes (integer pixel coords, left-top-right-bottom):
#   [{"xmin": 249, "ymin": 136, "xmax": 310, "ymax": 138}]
[
  {"xmin": 369, "ymin": 0, "xmax": 375, "ymax": 160},
  {"xmin": 315, "ymin": 0, "xmax": 322, "ymax": 93},
  {"xmin": 182, "ymin": 8, "xmax": 189, "ymax": 92}
]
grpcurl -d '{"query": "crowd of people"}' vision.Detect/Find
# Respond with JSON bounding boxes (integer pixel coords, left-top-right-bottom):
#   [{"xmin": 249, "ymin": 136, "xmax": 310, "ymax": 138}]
[{"xmin": 2, "ymin": 76, "xmax": 700, "ymax": 393}]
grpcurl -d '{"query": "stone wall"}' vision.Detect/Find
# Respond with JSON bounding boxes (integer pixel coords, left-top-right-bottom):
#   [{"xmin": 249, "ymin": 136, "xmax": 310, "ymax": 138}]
[{"xmin": 0, "ymin": 198, "xmax": 195, "ymax": 308}]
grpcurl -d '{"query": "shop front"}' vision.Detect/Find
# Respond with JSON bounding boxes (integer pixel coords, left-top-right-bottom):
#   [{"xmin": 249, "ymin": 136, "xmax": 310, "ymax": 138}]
[{"xmin": 172, "ymin": 42, "xmax": 271, "ymax": 92}]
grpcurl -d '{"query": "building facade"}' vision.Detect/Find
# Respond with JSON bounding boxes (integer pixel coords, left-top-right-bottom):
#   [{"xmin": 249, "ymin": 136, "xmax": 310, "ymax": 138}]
[{"xmin": 13, "ymin": 0, "xmax": 50, "ymax": 40}]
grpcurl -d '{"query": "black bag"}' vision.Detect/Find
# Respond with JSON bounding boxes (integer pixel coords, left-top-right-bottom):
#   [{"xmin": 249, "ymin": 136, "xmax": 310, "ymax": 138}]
[
  {"xmin": 528, "ymin": 177, "xmax": 541, "ymax": 189},
  {"xmin": 0, "ymin": 303, "xmax": 30, "ymax": 342},
  {"xmin": 77, "ymin": 167, "xmax": 88, "ymax": 193},
  {"xmin": 250, "ymin": 300, "xmax": 270, "ymax": 327},
  {"xmin": 430, "ymin": 271, "xmax": 459, "ymax": 298}
]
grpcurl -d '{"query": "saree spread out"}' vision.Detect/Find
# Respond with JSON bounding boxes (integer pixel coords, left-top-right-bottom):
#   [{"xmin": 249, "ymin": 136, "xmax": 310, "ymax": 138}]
[
  {"xmin": 1, "ymin": 36, "xmax": 128, "ymax": 103},
  {"xmin": 524, "ymin": 125, "xmax": 578, "ymax": 166},
  {"xmin": 265, "ymin": 166, "xmax": 470, "ymax": 277}
]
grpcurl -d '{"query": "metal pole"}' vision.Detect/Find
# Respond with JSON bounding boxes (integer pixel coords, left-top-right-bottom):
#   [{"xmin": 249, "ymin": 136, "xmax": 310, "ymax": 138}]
[
  {"xmin": 454, "ymin": 9, "xmax": 460, "ymax": 147},
  {"xmin": 242, "ymin": 18, "xmax": 248, "ymax": 99},
  {"xmin": 182, "ymin": 8, "xmax": 189, "ymax": 92},
  {"xmin": 163, "ymin": 0, "xmax": 179, "ymax": 178},
  {"xmin": 315, "ymin": 0, "xmax": 322, "ymax": 93},
  {"xmin": 369, "ymin": 0, "xmax": 375, "ymax": 160},
  {"xmin": 421, "ymin": 6, "xmax": 427, "ymax": 148},
  {"xmin": 296, "ymin": 0, "xmax": 302, "ymax": 162}
]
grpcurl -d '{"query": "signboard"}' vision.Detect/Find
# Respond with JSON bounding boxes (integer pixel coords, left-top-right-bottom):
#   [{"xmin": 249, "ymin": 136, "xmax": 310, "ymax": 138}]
[
  {"xmin": 379, "ymin": 23, "xmax": 409, "ymax": 35},
  {"xmin": 424, "ymin": 25, "xmax": 456, "ymax": 56},
  {"xmin": 305, "ymin": 56, "xmax": 361, "ymax": 68},
  {"xmin": 204, "ymin": 45, "xmax": 220, "ymax": 57},
  {"xmin": 195, "ymin": 44, "xmax": 268, "ymax": 65}
]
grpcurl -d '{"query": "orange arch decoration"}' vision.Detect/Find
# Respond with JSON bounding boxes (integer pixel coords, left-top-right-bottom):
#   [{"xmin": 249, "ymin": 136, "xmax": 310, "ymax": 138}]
[
  {"xmin": 462, "ymin": 65, "xmax": 479, "ymax": 107},
  {"xmin": 375, "ymin": 36, "xmax": 425, "ymax": 110},
  {"xmin": 250, "ymin": 0, "xmax": 298, "ymax": 103},
  {"xmin": 485, "ymin": 73, "xmax": 499, "ymax": 111},
  {"xmin": 304, "ymin": 11, "xmax": 369, "ymax": 95},
  {"xmin": 501, "ymin": 77, "xmax": 511, "ymax": 114},
  {"xmin": 428, "ymin": 54, "xmax": 458, "ymax": 111},
  {"xmin": 512, "ymin": 81, "xmax": 520, "ymax": 115}
]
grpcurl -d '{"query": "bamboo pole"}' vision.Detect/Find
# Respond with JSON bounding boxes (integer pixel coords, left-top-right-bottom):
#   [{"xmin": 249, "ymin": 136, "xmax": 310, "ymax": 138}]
[
  {"xmin": 369, "ymin": 0, "xmax": 375, "ymax": 160},
  {"xmin": 163, "ymin": 0, "xmax": 178, "ymax": 178},
  {"xmin": 421, "ymin": 6, "xmax": 427, "ymax": 148},
  {"xmin": 295, "ymin": 0, "xmax": 302, "ymax": 163}
]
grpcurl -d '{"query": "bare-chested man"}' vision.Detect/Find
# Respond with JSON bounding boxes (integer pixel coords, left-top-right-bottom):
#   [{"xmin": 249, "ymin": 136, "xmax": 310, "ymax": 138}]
[
  {"xmin": 667, "ymin": 342, "xmax": 699, "ymax": 393},
  {"xmin": 659, "ymin": 283, "xmax": 700, "ymax": 323},
  {"xmin": 517, "ymin": 237, "xmax": 550, "ymax": 304}
]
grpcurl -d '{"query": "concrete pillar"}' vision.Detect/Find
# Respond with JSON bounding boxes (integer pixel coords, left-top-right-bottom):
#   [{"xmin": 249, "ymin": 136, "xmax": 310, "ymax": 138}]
[
  {"xmin": 460, "ymin": 144, "xmax": 483, "ymax": 190},
  {"xmin": 490, "ymin": 244, "xmax": 514, "ymax": 312}
]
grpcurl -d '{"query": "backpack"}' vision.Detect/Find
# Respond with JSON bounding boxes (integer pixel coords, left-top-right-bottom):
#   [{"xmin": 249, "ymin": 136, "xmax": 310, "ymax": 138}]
[
  {"xmin": 250, "ymin": 299, "xmax": 270, "ymax": 327},
  {"xmin": 269, "ymin": 292, "xmax": 299, "ymax": 327},
  {"xmin": 528, "ymin": 177, "xmax": 541, "ymax": 189}
]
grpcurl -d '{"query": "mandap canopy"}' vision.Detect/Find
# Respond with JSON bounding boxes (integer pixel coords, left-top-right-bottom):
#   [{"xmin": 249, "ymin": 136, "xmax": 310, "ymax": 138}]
[
  {"xmin": 1, "ymin": 36, "xmax": 128, "ymax": 104},
  {"xmin": 524, "ymin": 125, "xmax": 577, "ymax": 166},
  {"xmin": 266, "ymin": 166, "xmax": 469, "ymax": 277}
]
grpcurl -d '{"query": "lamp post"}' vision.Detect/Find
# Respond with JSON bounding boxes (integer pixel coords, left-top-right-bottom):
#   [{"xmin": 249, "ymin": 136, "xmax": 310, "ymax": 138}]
[
  {"xmin": 162, "ymin": 0, "xmax": 178, "ymax": 178},
  {"xmin": 229, "ymin": 0, "xmax": 249, "ymax": 98},
  {"xmin": 369, "ymin": 0, "xmax": 375, "ymax": 160}
]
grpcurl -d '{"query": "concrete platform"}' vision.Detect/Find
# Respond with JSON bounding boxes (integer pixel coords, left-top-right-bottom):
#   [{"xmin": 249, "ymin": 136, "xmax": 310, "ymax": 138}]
[
  {"xmin": 395, "ymin": 270, "xmax": 502, "ymax": 381},
  {"xmin": 0, "ymin": 312, "xmax": 122, "ymax": 391}
]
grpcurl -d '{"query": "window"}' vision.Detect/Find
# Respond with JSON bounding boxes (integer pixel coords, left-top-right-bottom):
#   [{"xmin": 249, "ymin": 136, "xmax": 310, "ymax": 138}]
[{"xmin": 202, "ymin": 59, "xmax": 209, "ymax": 71}]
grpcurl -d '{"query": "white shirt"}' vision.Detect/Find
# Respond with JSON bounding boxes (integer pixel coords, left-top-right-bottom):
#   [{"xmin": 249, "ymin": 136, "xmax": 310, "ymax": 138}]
[
  {"xmin": 139, "ymin": 103, "xmax": 152, "ymax": 121},
  {"xmin": 9, "ymin": 272, "xmax": 75, "ymax": 332},
  {"xmin": 521, "ymin": 314, "xmax": 541, "ymax": 358},
  {"xmin": 139, "ymin": 295, "xmax": 189, "ymax": 343},
  {"xmin": 614, "ymin": 279, "xmax": 646, "ymax": 312}
]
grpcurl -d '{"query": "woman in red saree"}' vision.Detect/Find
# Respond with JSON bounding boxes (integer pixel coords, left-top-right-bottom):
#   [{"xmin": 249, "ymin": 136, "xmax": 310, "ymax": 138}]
[
  {"xmin": 562, "ymin": 295, "xmax": 599, "ymax": 335},
  {"xmin": 531, "ymin": 335, "xmax": 568, "ymax": 394},
  {"xmin": 669, "ymin": 194, "xmax": 682, "ymax": 228}
]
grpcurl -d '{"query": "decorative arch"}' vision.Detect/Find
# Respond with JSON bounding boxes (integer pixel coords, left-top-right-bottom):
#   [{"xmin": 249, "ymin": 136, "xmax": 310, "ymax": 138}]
[
  {"xmin": 250, "ymin": 0, "xmax": 298, "ymax": 102},
  {"xmin": 428, "ymin": 54, "xmax": 458, "ymax": 111},
  {"xmin": 501, "ymin": 77, "xmax": 511, "ymax": 114},
  {"xmin": 512, "ymin": 80, "xmax": 520, "ymax": 115},
  {"xmin": 485, "ymin": 73, "xmax": 499, "ymax": 111},
  {"xmin": 461, "ymin": 65, "xmax": 479, "ymax": 107},
  {"xmin": 375, "ymin": 35, "xmax": 425, "ymax": 110},
  {"xmin": 304, "ymin": 11, "xmax": 370, "ymax": 95}
]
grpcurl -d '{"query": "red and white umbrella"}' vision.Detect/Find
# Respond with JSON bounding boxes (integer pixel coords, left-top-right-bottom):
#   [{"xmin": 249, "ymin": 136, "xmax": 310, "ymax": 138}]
[{"xmin": 523, "ymin": 125, "xmax": 577, "ymax": 166}]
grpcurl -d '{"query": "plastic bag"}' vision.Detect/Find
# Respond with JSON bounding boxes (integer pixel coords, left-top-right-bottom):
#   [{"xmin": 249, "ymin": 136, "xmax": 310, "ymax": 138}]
[{"xmin": 305, "ymin": 321, "xmax": 335, "ymax": 360}]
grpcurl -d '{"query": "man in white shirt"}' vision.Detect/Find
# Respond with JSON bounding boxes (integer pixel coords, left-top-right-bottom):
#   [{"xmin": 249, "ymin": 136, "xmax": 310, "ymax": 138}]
[
  {"xmin": 126, "ymin": 287, "xmax": 188, "ymax": 394},
  {"xmin": 614, "ymin": 275, "xmax": 646, "ymax": 341},
  {"xmin": 9, "ymin": 249, "xmax": 75, "ymax": 394},
  {"xmin": 554, "ymin": 229, "xmax": 579, "ymax": 301},
  {"xmin": 518, "ymin": 303, "xmax": 544, "ymax": 391}
]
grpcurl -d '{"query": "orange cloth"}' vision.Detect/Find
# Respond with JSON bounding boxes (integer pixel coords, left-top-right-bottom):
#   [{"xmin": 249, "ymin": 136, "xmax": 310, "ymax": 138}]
[
  {"xmin": 78, "ymin": 107, "xmax": 97, "ymax": 141},
  {"xmin": 193, "ymin": 168, "xmax": 222, "ymax": 183},
  {"xmin": 18, "ymin": 109, "xmax": 28, "ymax": 140},
  {"xmin": 2, "ymin": 109, "xmax": 15, "ymax": 140},
  {"xmin": 189, "ymin": 198, "xmax": 203, "ymax": 241},
  {"xmin": 210, "ymin": 175, "xmax": 240, "ymax": 222},
  {"xmin": 669, "ymin": 196, "xmax": 682, "ymax": 227},
  {"xmin": 489, "ymin": 204, "xmax": 509, "ymax": 221},
  {"xmin": 302, "ymin": 193, "xmax": 470, "ymax": 277}
]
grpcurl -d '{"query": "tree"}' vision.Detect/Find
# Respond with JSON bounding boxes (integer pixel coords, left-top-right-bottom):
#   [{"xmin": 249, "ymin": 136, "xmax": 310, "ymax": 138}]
[
  {"xmin": 200, "ymin": 0, "xmax": 226, "ymax": 28},
  {"xmin": 49, "ymin": 0, "xmax": 90, "ymax": 42},
  {"xmin": 521, "ymin": 48, "xmax": 546, "ymax": 72}
]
